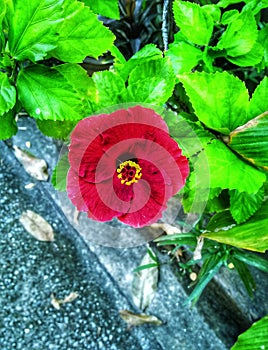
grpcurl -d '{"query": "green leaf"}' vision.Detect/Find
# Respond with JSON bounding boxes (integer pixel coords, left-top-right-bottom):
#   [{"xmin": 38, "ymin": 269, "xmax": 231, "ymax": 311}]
[
  {"xmin": 0, "ymin": 1, "xmax": 6, "ymax": 27},
  {"xmin": 183, "ymin": 180, "xmax": 228, "ymax": 215},
  {"xmin": 167, "ymin": 118, "xmax": 214, "ymax": 158},
  {"xmin": 194, "ymin": 139, "xmax": 266, "ymax": 194},
  {"xmin": 51, "ymin": 0, "xmax": 115, "ymax": 63},
  {"xmin": 204, "ymin": 192, "xmax": 228, "ymax": 213},
  {"xmin": 205, "ymin": 210, "xmax": 235, "ymax": 232},
  {"xmin": 203, "ymin": 200, "xmax": 268, "ymax": 253},
  {"xmin": 228, "ymin": 111, "xmax": 268, "ymax": 170},
  {"xmin": 17, "ymin": 65, "xmax": 87, "ymax": 121},
  {"xmin": 8, "ymin": 0, "xmax": 64, "ymax": 61},
  {"xmin": 83, "ymin": 0, "xmax": 120, "ymax": 19},
  {"xmin": 117, "ymin": 44, "xmax": 163, "ymax": 80},
  {"xmin": 173, "ymin": 0, "xmax": 214, "ymax": 46},
  {"xmin": 231, "ymin": 315, "xmax": 268, "ymax": 350},
  {"xmin": 179, "ymin": 71, "xmax": 249, "ymax": 134},
  {"xmin": 0, "ymin": 72, "xmax": 16, "ymax": 116},
  {"xmin": 221, "ymin": 10, "xmax": 239, "ymax": 25},
  {"xmin": 132, "ymin": 248, "xmax": 159, "ymax": 311},
  {"xmin": 92, "ymin": 70, "xmax": 126, "ymax": 108},
  {"xmin": 231, "ymin": 258, "xmax": 256, "ymax": 298},
  {"xmin": 227, "ymin": 41, "xmax": 264, "ymax": 67},
  {"xmin": 36, "ymin": 119, "xmax": 76, "ymax": 140},
  {"xmin": 127, "ymin": 58, "xmax": 175, "ymax": 105},
  {"xmin": 243, "ymin": 0, "xmax": 268, "ymax": 15},
  {"xmin": 216, "ymin": 10, "xmax": 258, "ymax": 57},
  {"xmin": 217, "ymin": 0, "xmax": 245, "ymax": 7},
  {"xmin": 233, "ymin": 250, "xmax": 268, "ymax": 273},
  {"xmin": 230, "ymin": 188, "xmax": 265, "ymax": 224},
  {"xmin": 0, "ymin": 109, "xmax": 17, "ymax": 140},
  {"xmin": 202, "ymin": 5, "xmax": 221, "ymax": 23},
  {"xmin": 51, "ymin": 153, "xmax": 69, "ymax": 191},
  {"xmin": 166, "ymin": 41, "xmax": 202, "ymax": 75},
  {"xmin": 155, "ymin": 233, "xmax": 197, "ymax": 247},
  {"xmin": 248, "ymin": 77, "xmax": 268, "ymax": 120},
  {"xmin": 258, "ymin": 25, "xmax": 268, "ymax": 69},
  {"xmin": 55, "ymin": 63, "xmax": 97, "ymax": 114},
  {"xmin": 186, "ymin": 253, "xmax": 223, "ymax": 304}
]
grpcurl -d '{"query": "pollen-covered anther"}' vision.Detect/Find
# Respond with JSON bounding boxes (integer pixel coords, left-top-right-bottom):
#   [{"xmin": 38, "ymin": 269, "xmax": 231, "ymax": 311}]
[{"xmin": 117, "ymin": 160, "xmax": 142, "ymax": 186}]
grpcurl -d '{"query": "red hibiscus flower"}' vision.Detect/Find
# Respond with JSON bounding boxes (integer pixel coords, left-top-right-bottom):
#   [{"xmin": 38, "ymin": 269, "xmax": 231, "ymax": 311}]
[{"xmin": 67, "ymin": 106, "xmax": 189, "ymax": 228}]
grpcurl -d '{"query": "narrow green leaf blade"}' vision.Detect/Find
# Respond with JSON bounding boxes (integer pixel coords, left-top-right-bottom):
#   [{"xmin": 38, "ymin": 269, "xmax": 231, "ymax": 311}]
[
  {"xmin": 203, "ymin": 200, "xmax": 268, "ymax": 253},
  {"xmin": 234, "ymin": 250, "xmax": 268, "ymax": 273},
  {"xmin": 231, "ymin": 258, "xmax": 256, "ymax": 298},
  {"xmin": 51, "ymin": 0, "xmax": 115, "ymax": 63},
  {"xmin": 230, "ymin": 188, "xmax": 264, "ymax": 224},
  {"xmin": 0, "ymin": 72, "xmax": 16, "ymax": 116},
  {"xmin": 17, "ymin": 65, "xmax": 87, "ymax": 121},
  {"xmin": 0, "ymin": 110, "xmax": 18, "ymax": 140},
  {"xmin": 228, "ymin": 111, "xmax": 268, "ymax": 169},
  {"xmin": 173, "ymin": 0, "xmax": 214, "ymax": 46},
  {"xmin": 187, "ymin": 254, "xmax": 223, "ymax": 304},
  {"xmin": 8, "ymin": 0, "xmax": 64, "ymax": 61},
  {"xmin": 179, "ymin": 71, "xmax": 249, "ymax": 134},
  {"xmin": 127, "ymin": 58, "xmax": 175, "ymax": 105},
  {"xmin": 217, "ymin": 10, "xmax": 258, "ymax": 57},
  {"xmin": 231, "ymin": 315, "xmax": 268, "ymax": 350}
]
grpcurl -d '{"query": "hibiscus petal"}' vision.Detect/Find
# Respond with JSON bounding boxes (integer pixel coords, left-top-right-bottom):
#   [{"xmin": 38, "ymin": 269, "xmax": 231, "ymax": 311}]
[
  {"xmin": 67, "ymin": 168, "xmax": 89, "ymax": 212},
  {"xmin": 118, "ymin": 194, "xmax": 165, "ymax": 228}
]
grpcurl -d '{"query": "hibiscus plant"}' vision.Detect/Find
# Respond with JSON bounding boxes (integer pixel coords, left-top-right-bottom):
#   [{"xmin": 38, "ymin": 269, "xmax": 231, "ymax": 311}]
[{"xmin": 1, "ymin": 0, "xmax": 268, "ymax": 347}]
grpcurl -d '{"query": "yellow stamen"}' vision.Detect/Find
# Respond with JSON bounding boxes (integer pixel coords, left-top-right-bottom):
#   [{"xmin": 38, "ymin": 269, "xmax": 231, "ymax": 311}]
[{"xmin": 117, "ymin": 160, "xmax": 142, "ymax": 186}]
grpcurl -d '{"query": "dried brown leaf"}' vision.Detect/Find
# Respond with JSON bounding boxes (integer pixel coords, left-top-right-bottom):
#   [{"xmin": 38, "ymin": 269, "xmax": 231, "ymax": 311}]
[
  {"xmin": 51, "ymin": 292, "xmax": 79, "ymax": 310},
  {"xmin": 119, "ymin": 310, "xmax": 162, "ymax": 328},
  {"xmin": 13, "ymin": 145, "xmax": 48, "ymax": 181},
  {"xmin": 19, "ymin": 210, "xmax": 54, "ymax": 241}
]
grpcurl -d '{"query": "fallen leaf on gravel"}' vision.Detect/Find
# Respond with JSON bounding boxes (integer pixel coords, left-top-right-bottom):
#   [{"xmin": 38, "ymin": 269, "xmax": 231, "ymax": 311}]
[
  {"xmin": 51, "ymin": 292, "xmax": 79, "ymax": 310},
  {"xmin": 151, "ymin": 223, "xmax": 182, "ymax": 235},
  {"xmin": 19, "ymin": 210, "xmax": 54, "ymax": 241},
  {"xmin": 24, "ymin": 183, "xmax": 36, "ymax": 189},
  {"xmin": 119, "ymin": 310, "xmax": 162, "ymax": 328},
  {"xmin": 13, "ymin": 145, "xmax": 48, "ymax": 181}
]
